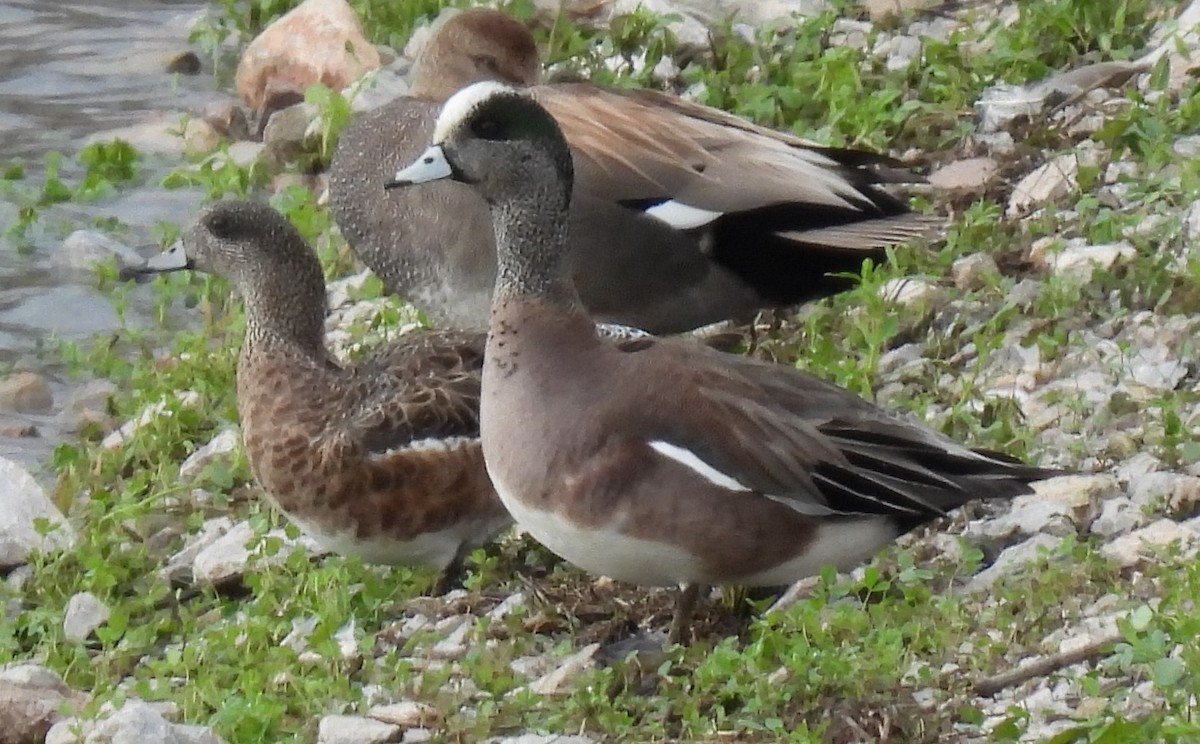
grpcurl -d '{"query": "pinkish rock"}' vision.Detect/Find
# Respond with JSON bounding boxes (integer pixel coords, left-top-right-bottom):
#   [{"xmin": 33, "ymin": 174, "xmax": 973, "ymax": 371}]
[
  {"xmin": 929, "ymin": 157, "xmax": 1000, "ymax": 194},
  {"xmin": 234, "ymin": 0, "xmax": 380, "ymax": 111}
]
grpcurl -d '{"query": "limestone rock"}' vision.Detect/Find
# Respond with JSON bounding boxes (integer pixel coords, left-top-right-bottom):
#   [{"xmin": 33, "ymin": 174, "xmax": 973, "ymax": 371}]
[
  {"xmin": 55, "ymin": 231, "xmax": 146, "ymax": 275},
  {"xmin": 367, "ymin": 701, "xmax": 439, "ymax": 729},
  {"xmin": 0, "ymin": 456, "xmax": 74, "ymax": 569},
  {"xmin": 316, "ymin": 714, "xmax": 401, "ymax": 744},
  {"xmin": 85, "ymin": 112, "xmax": 187, "ymax": 157},
  {"xmin": 1101, "ymin": 519, "xmax": 1197, "ymax": 569},
  {"xmin": 878, "ymin": 277, "xmax": 944, "ymax": 307},
  {"xmin": 951, "ymin": 252, "xmax": 999, "ymax": 291},
  {"xmin": 191, "ymin": 520, "xmax": 321, "ymax": 586},
  {"xmin": 966, "ymin": 534, "xmax": 1062, "ymax": 592},
  {"xmin": 0, "ymin": 372, "xmax": 53, "ymax": 414},
  {"xmin": 0, "ymin": 664, "xmax": 82, "ymax": 744},
  {"xmin": 179, "ymin": 429, "xmax": 240, "ymax": 480},
  {"xmin": 262, "ymin": 102, "xmax": 320, "ymax": 164},
  {"xmin": 1091, "ymin": 497, "xmax": 1146, "ymax": 538},
  {"xmin": 182, "ymin": 119, "xmax": 221, "ymax": 156},
  {"xmin": 1033, "ymin": 240, "xmax": 1135, "ymax": 280},
  {"xmin": 160, "ymin": 517, "xmax": 234, "ymax": 585},
  {"xmin": 68, "ymin": 700, "xmax": 227, "ymax": 744},
  {"xmin": 62, "ymin": 592, "xmax": 110, "ymax": 641},
  {"xmin": 929, "ymin": 157, "xmax": 1000, "ymax": 195},
  {"xmin": 1129, "ymin": 473, "xmax": 1200, "ymax": 515},
  {"xmin": 527, "ymin": 644, "xmax": 600, "ymax": 695},
  {"xmin": 1007, "ymin": 155, "xmax": 1079, "ymax": 217},
  {"xmin": 59, "ymin": 379, "xmax": 118, "ymax": 435},
  {"xmin": 235, "ymin": 0, "xmax": 381, "ymax": 110},
  {"xmin": 972, "ymin": 475, "xmax": 1109, "ymax": 543},
  {"xmin": 102, "ymin": 391, "xmax": 202, "ymax": 450}
]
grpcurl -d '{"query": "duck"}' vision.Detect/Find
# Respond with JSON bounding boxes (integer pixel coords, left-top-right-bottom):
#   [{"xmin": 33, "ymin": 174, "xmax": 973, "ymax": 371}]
[
  {"xmin": 134, "ymin": 200, "xmax": 510, "ymax": 593},
  {"xmin": 384, "ymin": 81, "xmax": 1064, "ymax": 641},
  {"xmin": 330, "ymin": 7, "xmax": 937, "ymax": 336}
]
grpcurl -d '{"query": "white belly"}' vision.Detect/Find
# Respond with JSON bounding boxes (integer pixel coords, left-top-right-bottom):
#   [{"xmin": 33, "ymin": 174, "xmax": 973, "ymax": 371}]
[
  {"xmin": 289, "ymin": 513, "xmax": 509, "ymax": 569},
  {"xmin": 489, "ymin": 469, "xmax": 702, "ymax": 586},
  {"xmin": 490, "ymin": 464, "xmax": 901, "ymax": 587}
]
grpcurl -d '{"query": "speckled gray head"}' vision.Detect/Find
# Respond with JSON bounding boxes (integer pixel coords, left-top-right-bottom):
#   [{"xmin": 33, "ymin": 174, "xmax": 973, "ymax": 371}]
[{"xmin": 384, "ymin": 81, "xmax": 574, "ymax": 209}]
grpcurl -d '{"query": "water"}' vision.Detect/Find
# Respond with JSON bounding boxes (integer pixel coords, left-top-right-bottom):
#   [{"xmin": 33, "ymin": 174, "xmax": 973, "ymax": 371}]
[{"xmin": 0, "ymin": 0, "xmax": 229, "ymax": 469}]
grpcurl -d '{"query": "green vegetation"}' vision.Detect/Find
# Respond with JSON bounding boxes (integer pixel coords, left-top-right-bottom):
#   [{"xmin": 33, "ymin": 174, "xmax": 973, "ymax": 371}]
[{"xmin": 3, "ymin": 0, "xmax": 1200, "ymax": 742}]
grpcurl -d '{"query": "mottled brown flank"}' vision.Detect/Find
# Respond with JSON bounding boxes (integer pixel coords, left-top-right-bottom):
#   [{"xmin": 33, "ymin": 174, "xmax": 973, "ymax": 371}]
[{"xmin": 239, "ymin": 323, "xmax": 510, "ymax": 562}]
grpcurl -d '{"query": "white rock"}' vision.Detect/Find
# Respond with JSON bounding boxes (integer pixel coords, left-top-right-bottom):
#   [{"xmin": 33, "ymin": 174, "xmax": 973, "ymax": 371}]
[
  {"xmin": 335, "ymin": 617, "xmax": 360, "ymax": 660},
  {"xmin": 929, "ymin": 157, "xmax": 1000, "ymax": 194},
  {"xmin": 160, "ymin": 517, "xmax": 234, "ymax": 585},
  {"xmin": 611, "ymin": 0, "xmax": 710, "ymax": 51},
  {"xmin": 1034, "ymin": 239, "xmax": 1135, "ymax": 280},
  {"xmin": 63, "ymin": 592, "xmax": 110, "ymax": 641},
  {"xmin": 0, "ymin": 663, "xmax": 71, "ymax": 693},
  {"xmin": 367, "ymin": 701, "xmax": 439, "ymax": 728},
  {"xmin": 182, "ymin": 118, "xmax": 221, "ymax": 156},
  {"xmin": 974, "ymin": 475, "xmax": 1110, "ymax": 542},
  {"xmin": 55, "ymin": 231, "xmax": 145, "ymax": 274},
  {"xmin": 59, "ymin": 379, "xmax": 118, "ymax": 434},
  {"xmin": 1126, "ymin": 344, "xmax": 1188, "ymax": 391},
  {"xmin": 975, "ymin": 83, "xmax": 1045, "ymax": 133},
  {"xmin": 1115, "ymin": 452, "xmax": 1164, "ymax": 486},
  {"xmin": 966, "ymin": 534, "xmax": 1062, "ymax": 591},
  {"xmin": 485, "ymin": 592, "xmax": 525, "ymax": 623},
  {"xmin": 85, "ymin": 112, "xmax": 187, "ymax": 156},
  {"xmin": 102, "ymin": 391, "xmax": 202, "ymax": 450},
  {"xmin": 1128, "ymin": 472, "xmax": 1192, "ymax": 511},
  {"xmin": 225, "ymin": 141, "xmax": 265, "ymax": 168},
  {"xmin": 262, "ymin": 102, "xmax": 320, "ymax": 162},
  {"xmin": 1101, "ymin": 519, "xmax": 1197, "ymax": 568},
  {"xmin": 950, "ymin": 252, "xmax": 999, "ymax": 290},
  {"xmin": 527, "ymin": 643, "xmax": 600, "ymax": 695},
  {"xmin": 192, "ymin": 520, "xmax": 320, "ymax": 585},
  {"xmin": 348, "ymin": 67, "xmax": 410, "ymax": 112},
  {"xmin": 179, "ymin": 429, "xmax": 240, "ymax": 479},
  {"xmin": 1091, "ymin": 497, "xmax": 1146, "ymax": 538},
  {"xmin": 0, "ymin": 456, "xmax": 74, "ymax": 569},
  {"xmin": 665, "ymin": 0, "xmax": 827, "ymax": 26},
  {"xmin": 325, "ymin": 269, "xmax": 375, "ymax": 311},
  {"xmin": 0, "ymin": 371, "xmax": 53, "ymax": 415},
  {"xmin": 83, "ymin": 700, "xmax": 227, "ymax": 744},
  {"xmin": 883, "ymin": 34, "xmax": 922, "ymax": 71},
  {"xmin": 317, "ymin": 714, "xmax": 401, "ymax": 744},
  {"xmin": 1007, "ymin": 154, "xmax": 1078, "ymax": 217},
  {"xmin": 879, "ymin": 277, "xmax": 943, "ymax": 307},
  {"xmin": 429, "ymin": 615, "xmax": 473, "ymax": 660},
  {"xmin": 281, "ymin": 615, "xmax": 320, "ymax": 654}
]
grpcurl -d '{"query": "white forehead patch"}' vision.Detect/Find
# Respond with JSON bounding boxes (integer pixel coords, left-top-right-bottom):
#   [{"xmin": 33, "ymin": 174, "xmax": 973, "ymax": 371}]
[{"xmin": 433, "ymin": 81, "xmax": 517, "ymax": 143}]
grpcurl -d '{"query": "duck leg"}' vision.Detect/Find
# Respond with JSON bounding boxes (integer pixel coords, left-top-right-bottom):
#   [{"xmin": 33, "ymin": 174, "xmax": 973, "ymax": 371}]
[
  {"xmin": 667, "ymin": 582, "xmax": 702, "ymax": 645},
  {"xmin": 430, "ymin": 544, "xmax": 472, "ymax": 596}
]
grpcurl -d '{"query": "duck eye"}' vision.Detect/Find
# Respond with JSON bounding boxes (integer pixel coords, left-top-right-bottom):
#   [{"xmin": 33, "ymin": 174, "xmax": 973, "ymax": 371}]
[{"xmin": 473, "ymin": 117, "xmax": 502, "ymax": 140}]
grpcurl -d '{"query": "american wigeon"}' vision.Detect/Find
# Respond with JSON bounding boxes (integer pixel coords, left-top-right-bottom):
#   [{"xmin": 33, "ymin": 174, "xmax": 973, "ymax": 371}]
[
  {"xmin": 385, "ymin": 82, "xmax": 1063, "ymax": 641},
  {"xmin": 331, "ymin": 8, "xmax": 936, "ymax": 335},
  {"xmin": 135, "ymin": 200, "xmax": 510, "ymax": 592}
]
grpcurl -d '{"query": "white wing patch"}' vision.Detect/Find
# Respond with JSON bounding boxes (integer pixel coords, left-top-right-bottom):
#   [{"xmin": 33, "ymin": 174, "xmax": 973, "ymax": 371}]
[
  {"xmin": 644, "ymin": 200, "xmax": 723, "ymax": 230},
  {"xmin": 367, "ymin": 435, "xmax": 478, "ymax": 461},
  {"xmin": 649, "ymin": 440, "xmax": 750, "ymax": 492},
  {"xmin": 434, "ymin": 81, "xmax": 516, "ymax": 143}
]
